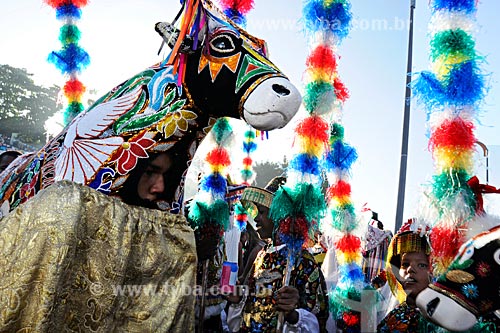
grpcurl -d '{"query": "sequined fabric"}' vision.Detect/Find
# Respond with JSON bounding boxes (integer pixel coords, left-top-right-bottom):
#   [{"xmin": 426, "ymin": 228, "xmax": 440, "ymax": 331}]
[
  {"xmin": 241, "ymin": 245, "xmax": 329, "ymax": 333},
  {"xmin": 377, "ymin": 302, "xmax": 421, "ymax": 333},
  {"xmin": 0, "ymin": 181, "xmax": 196, "ymax": 332}
]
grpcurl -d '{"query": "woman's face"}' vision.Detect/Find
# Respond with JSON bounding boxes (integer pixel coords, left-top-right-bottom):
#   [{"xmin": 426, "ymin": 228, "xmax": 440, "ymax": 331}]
[
  {"xmin": 137, "ymin": 153, "xmax": 173, "ymax": 202},
  {"xmin": 398, "ymin": 251, "xmax": 430, "ymax": 300}
]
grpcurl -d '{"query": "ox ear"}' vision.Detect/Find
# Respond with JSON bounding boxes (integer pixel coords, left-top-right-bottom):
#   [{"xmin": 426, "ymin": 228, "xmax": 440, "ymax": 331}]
[{"xmin": 155, "ymin": 22, "xmax": 199, "ymax": 54}]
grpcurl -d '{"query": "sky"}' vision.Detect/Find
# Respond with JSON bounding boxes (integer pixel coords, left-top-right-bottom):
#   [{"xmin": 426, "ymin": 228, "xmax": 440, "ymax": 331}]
[{"xmin": 1, "ymin": 0, "xmax": 499, "ymax": 232}]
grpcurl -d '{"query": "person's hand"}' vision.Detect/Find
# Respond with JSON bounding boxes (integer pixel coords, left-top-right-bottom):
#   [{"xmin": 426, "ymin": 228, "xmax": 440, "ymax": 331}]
[
  {"xmin": 224, "ymin": 293, "xmax": 243, "ymax": 304},
  {"xmin": 276, "ymin": 286, "xmax": 299, "ymax": 324}
]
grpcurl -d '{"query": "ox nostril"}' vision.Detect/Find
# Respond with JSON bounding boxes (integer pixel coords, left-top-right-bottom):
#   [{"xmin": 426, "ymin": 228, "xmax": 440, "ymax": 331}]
[
  {"xmin": 427, "ymin": 297, "xmax": 440, "ymax": 317},
  {"xmin": 272, "ymin": 84, "xmax": 290, "ymax": 96}
]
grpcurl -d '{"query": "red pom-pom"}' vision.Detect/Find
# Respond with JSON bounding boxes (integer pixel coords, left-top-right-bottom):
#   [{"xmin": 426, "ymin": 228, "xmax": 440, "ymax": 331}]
[
  {"xmin": 429, "ymin": 118, "xmax": 475, "ymax": 150},
  {"xmin": 242, "ymin": 156, "xmax": 253, "ymax": 166},
  {"xmin": 326, "ymin": 180, "xmax": 351, "ymax": 199},
  {"xmin": 342, "ymin": 312, "xmax": 360, "ymax": 326},
  {"xmin": 277, "ymin": 215, "xmax": 309, "ymax": 240},
  {"xmin": 206, "ymin": 148, "xmax": 231, "ymax": 167},
  {"xmin": 44, "ymin": 0, "xmax": 88, "ymax": 8},
  {"xmin": 218, "ymin": 0, "xmax": 254, "ymax": 13},
  {"xmin": 429, "ymin": 226, "xmax": 465, "ymax": 260},
  {"xmin": 306, "ymin": 45, "xmax": 337, "ymax": 72},
  {"xmin": 334, "ymin": 234, "xmax": 361, "ymax": 253},
  {"xmin": 295, "ymin": 115, "xmax": 329, "ymax": 142},
  {"xmin": 64, "ymin": 78, "xmax": 85, "ymax": 95},
  {"xmin": 334, "ymin": 78, "xmax": 349, "ymax": 102}
]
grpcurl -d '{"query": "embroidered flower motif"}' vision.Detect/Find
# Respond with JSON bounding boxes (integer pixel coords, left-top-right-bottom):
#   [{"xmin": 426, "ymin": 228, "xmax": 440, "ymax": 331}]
[
  {"xmin": 111, "ymin": 131, "xmax": 155, "ymax": 175},
  {"xmin": 476, "ymin": 261, "xmax": 490, "ymax": 278},
  {"xmin": 20, "ymin": 172, "xmax": 39, "ymax": 203},
  {"xmin": 156, "ymin": 110, "xmax": 197, "ymax": 139},
  {"xmin": 462, "ymin": 283, "xmax": 479, "ymax": 299}
]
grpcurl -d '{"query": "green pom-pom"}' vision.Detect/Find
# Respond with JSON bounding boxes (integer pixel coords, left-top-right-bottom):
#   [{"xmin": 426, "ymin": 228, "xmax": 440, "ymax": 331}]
[
  {"xmin": 330, "ymin": 204, "xmax": 357, "ymax": 233},
  {"xmin": 240, "ymin": 169, "xmax": 253, "ymax": 179},
  {"xmin": 244, "ymin": 129, "xmax": 256, "ymax": 139},
  {"xmin": 212, "ymin": 117, "xmax": 232, "ymax": 144},
  {"xmin": 432, "ymin": 169, "xmax": 474, "ymax": 202},
  {"xmin": 64, "ymin": 102, "xmax": 84, "ymax": 125},
  {"xmin": 270, "ymin": 183, "xmax": 327, "ymax": 225},
  {"xmin": 303, "ymin": 81, "xmax": 334, "ymax": 113},
  {"xmin": 188, "ymin": 199, "xmax": 230, "ymax": 230},
  {"xmin": 430, "ymin": 29, "xmax": 476, "ymax": 61},
  {"xmin": 330, "ymin": 123, "xmax": 344, "ymax": 141},
  {"xmin": 59, "ymin": 24, "xmax": 81, "ymax": 44}
]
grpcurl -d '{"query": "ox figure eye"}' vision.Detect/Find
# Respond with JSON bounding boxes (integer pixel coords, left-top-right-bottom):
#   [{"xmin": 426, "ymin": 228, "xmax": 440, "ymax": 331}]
[
  {"xmin": 210, "ymin": 34, "xmax": 236, "ymax": 53},
  {"xmin": 494, "ymin": 248, "xmax": 500, "ymax": 265}
]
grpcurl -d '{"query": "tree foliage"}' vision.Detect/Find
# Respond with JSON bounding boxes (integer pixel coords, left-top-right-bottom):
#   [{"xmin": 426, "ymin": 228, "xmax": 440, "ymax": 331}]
[
  {"xmin": 0, "ymin": 64, "xmax": 59, "ymax": 144},
  {"xmin": 253, "ymin": 158, "xmax": 287, "ymax": 187}
]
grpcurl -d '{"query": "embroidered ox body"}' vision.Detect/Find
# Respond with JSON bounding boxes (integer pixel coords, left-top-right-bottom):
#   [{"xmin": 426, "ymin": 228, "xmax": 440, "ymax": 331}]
[
  {"xmin": 0, "ymin": 0, "xmax": 301, "ymax": 214},
  {"xmin": 416, "ymin": 225, "xmax": 500, "ymax": 331}
]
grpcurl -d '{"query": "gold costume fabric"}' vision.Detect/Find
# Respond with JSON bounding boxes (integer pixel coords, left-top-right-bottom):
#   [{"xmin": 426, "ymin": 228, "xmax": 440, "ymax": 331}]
[{"xmin": 0, "ymin": 181, "xmax": 196, "ymax": 333}]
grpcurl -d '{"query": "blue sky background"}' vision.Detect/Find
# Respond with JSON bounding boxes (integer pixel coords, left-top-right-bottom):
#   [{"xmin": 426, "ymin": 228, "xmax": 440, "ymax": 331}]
[{"xmin": 1, "ymin": 0, "xmax": 499, "ymax": 232}]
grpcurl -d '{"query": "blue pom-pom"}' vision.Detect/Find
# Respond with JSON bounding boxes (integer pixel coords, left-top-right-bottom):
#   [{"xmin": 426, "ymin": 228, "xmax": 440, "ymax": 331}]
[
  {"xmin": 445, "ymin": 61, "xmax": 485, "ymax": 106},
  {"xmin": 324, "ymin": 140, "xmax": 358, "ymax": 171},
  {"xmin": 413, "ymin": 61, "xmax": 486, "ymax": 109},
  {"xmin": 412, "ymin": 71, "xmax": 446, "ymax": 110},
  {"xmin": 338, "ymin": 264, "xmax": 365, "ymax": 284},
  {"xmin": 56, "ymin": 4, "xmax": 82, "ymax": 20},
  {"xmin": 48, "ymin": 43, "xmax": 90, "ymax": 74},
  {"xmin": 290, "ymin": 153, "xmax": 321, "ymax": 176},
  {"xmin": 242, "ymin": 141, "xmax": 257, "ymax": 153},
  {"xmin": 223, "ymin": 8, "xmax": 247, "ymax": 27},
  {"xmin": 432, "ymin": 0, "xmax": 476, "ymax": 14},
  {"xmin": 303, "ymin": 0, "xmax": 352, "ymax": 41},
  {"xmin": 201, "ymin": 173, "xmax": 227, "ymax": 198}
]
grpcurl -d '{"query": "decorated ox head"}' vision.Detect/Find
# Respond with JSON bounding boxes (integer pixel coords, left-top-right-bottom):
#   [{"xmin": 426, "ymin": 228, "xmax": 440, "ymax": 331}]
[
  {"xmin": 416, "ymin": 225, "xmax": 500, "ymax": 331},
  {"xmin": 0, "ymin": 0, "xmax": 301, "ymax": 215}
]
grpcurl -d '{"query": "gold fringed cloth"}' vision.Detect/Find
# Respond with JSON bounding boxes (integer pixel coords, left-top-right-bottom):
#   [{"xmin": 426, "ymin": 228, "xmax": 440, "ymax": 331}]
[{"xmin": 0, "ymin": 181, "xmax": 196, "ymax": 332}]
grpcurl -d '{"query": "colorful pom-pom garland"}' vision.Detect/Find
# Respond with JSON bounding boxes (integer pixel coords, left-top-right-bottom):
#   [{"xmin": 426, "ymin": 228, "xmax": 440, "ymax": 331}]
[
  {"xmin": 188, "ymin": 118, "xmax": 234, "ymax": 235},
  {"xmin": 297, "ymin": 1, "xmax": 376, "ymax": 331},
  {"xmin": 44, "ymin": 0, "xmax": 90, "ymax": 125},
  {"xmin": 412, "ymin": 0, "xmax": 488, "ymax": 275}
]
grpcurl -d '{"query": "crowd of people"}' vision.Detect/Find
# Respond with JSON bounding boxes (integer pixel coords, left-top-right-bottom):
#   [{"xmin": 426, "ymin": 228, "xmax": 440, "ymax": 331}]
[{"xmin": 1, "ymin": 148, "xmax": 499, "ymax": 332}]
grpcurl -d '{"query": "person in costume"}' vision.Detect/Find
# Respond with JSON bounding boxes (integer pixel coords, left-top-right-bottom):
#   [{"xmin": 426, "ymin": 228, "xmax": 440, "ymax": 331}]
[
  {"xmin": 0, "ymin": 150, "xmax": 21, "ymax": 173},
  {"xmin": 377, "ymin": 218, "xmax": 431, "ymax": 333},
  {"xmin": 238, "ymin": 217, "xmax": 266, "ymax": 284},
  {"xmin": 226, "ymin": 176, "xmax": 329, "ymax": 333}
]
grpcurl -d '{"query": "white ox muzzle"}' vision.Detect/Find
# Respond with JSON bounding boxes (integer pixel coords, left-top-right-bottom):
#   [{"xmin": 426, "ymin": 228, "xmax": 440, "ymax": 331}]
[
  {"xmin": 416, "ymin": 287, "xmax": 478, "ymax": 331},
  {"xmin": 242, "ymin": 77, "xmax": 301, "ymax": 131}
]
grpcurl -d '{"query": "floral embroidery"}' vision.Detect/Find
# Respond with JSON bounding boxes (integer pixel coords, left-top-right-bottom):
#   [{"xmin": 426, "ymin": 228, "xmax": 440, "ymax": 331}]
[
  {"xmin": 156, "ymin": 110, "xmax": 197, "ymax": 139},
  {"xmin": 20, "ymin": 172, "xmax": 39, "ymax": 203},
  {"xmin": 462, "ymin": 283, "xmax": 479, "ymax": 299},
  {"xmin": 476, "ymin": 261, "xmax": 490, "ymax": 278},
  {"xmin": 111, "ymin": 131, "xmax": 155, "ymax": 175}
]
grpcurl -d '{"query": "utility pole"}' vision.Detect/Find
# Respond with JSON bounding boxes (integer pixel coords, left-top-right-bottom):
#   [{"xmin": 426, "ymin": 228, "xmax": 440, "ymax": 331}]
[{"xmin": 395, "ymin": 0, "xmax": 416, "ymax": 233}]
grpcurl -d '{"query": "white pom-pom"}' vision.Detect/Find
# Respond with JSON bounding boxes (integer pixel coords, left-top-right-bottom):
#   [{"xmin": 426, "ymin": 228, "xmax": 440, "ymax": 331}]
[{"xmin": 428, "ymin": 11, "xmax": 477, "ymax": 36}]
